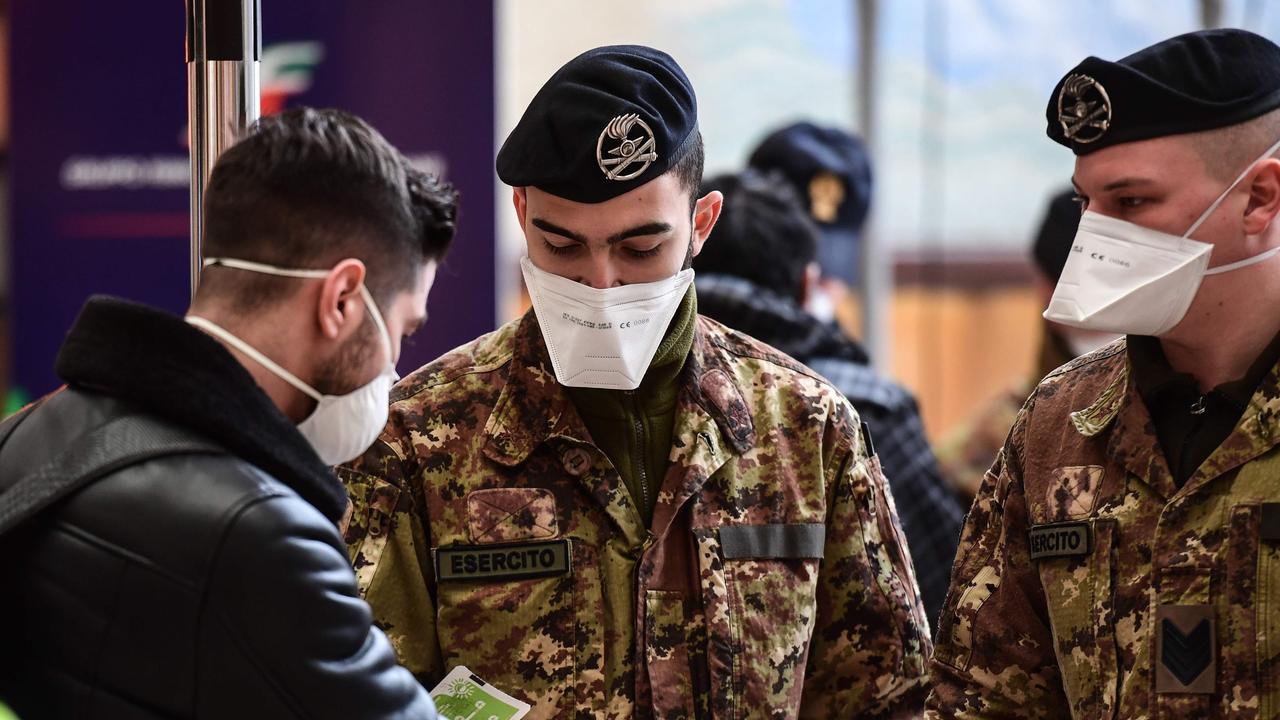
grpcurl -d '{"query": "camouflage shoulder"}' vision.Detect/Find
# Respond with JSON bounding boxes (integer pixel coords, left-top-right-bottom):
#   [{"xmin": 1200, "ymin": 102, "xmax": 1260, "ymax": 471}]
[
  {"xmin": 1039, "ymin": 336, "xmax": 1127, "ymax": 385},
  {"xmin": 389, "ymin": 316, "xmax": 521, "ymax": 404},
  {"xmin": 696, "ymin": 315, "xmax": 863, "ymax": 455},
  {"xmin": 696, "ymin": 314, "xmax": 842, "ymax": 394}
]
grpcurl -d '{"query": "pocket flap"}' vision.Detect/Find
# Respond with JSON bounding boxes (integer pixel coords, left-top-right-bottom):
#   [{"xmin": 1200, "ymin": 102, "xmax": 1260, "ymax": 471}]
[
  {"xmin": 467, "ymin": 488, "xmax": 559, "ymax": 543},
  {"xmin": 719, "ymin": 523, "xmax": 825, "ymax": 560}
]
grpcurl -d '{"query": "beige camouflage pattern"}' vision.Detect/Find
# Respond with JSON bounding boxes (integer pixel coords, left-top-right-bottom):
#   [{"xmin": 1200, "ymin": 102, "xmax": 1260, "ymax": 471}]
[
  {"xmin": 342, "ymin": 310, "xmax": 930, "ymax": 719},
  {"xmin": 928, "ymin": 338, "xmax": 1280, "ymax": 719}
]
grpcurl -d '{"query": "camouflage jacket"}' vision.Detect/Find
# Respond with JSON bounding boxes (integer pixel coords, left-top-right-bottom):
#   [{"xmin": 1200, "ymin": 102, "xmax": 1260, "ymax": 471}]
[
  {"xmin": 928, "ymin": 338, "xmax": 1280, "ymax": 719},
  {"xmin": 341, "ymin": 310, "xmax": 931, "ymax": 719}
]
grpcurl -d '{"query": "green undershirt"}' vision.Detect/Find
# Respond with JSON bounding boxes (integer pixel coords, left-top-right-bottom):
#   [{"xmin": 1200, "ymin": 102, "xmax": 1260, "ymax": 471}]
[{"xmin": 566, "ymin": 286, "xmax": 696, "ymax": 528}]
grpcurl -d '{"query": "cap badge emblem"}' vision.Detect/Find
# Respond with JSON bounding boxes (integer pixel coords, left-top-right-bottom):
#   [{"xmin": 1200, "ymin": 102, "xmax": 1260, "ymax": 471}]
[
  {"xmin": 1058, "ymin": 73, "xmax": 1112, "ymax": 144},
  {"xmin": 597, "ymin": 113, "xmax": 658, "ymax": 181},
  {"xmin": 808, "ymin": 172, "xmax": 845, "ymax": 223}
]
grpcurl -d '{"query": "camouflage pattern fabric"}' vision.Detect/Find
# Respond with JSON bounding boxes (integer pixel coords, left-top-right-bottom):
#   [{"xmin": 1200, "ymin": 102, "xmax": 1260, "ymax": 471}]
[
  {"xmin": 928, "ymin": 337, "xmax": 1280, "ymax": 719},
  {"xmin": 936, "ymin": 383, "xmax": 1027, "ymax": 501},
  {"xmin": 342, "ymin": 310, "xmax": 931, "ymax": 719}
]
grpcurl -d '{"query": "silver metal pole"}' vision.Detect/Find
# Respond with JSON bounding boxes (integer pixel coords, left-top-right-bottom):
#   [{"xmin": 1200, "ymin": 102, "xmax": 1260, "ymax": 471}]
[
  {"xmin": 856, "ymin": 0, "xmax": 890, "ymax": 369},
  {"xmin": 187, "ymin": 0, "xmax": 261, "ymax": 298},
  {"xmin": 1200, "ymin": 0, "xmax": 1225, "ymax": 28}
]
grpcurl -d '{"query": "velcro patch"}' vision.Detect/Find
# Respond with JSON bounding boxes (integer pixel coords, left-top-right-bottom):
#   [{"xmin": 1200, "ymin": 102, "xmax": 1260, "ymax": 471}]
[
  {"xmin": 1156, "ymin": 604, "xmax": 1216, "ymax": 694},
  {"xmin": 1027, "ymin": 521, "xmax": 1091, "ymax": 560},
  {"xmin": 1261, "ymin": 503, "xmax": 1280, "ymax": 541},
  {"xmin": 434, "ymin": 540, "xmax": 571, "ymax": 583},
  {"xmin": 719, "ymin": 523, "xmax": 826, "ymax": 559}
]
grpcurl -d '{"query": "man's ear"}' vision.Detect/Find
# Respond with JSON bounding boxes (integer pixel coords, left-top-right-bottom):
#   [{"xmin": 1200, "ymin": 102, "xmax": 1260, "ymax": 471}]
[
  {"xmin": 1243, "ymin": 157, "xmax": 1280, "ymax": 236},
  {"xmin": 316, "ymin": 259, "xmax": 367, "ymax": 342},
  {"xmin": 513, "ymin": 187, "xmax": 528, "ymax": 230},
  {"xmin": 690, "ymin": 190, "xmax": 723, "ymax": 258}
]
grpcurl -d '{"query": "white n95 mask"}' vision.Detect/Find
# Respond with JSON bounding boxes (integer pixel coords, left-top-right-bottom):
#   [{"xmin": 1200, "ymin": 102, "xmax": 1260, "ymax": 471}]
[
  {"xmin": 521, "ymin": 256, "xmax": 694, "ymax": 390},
  {"xmin": 1045, "ymin": 135, "xmax": 1280, "ymax": 337},
  {"xmin": 187, "ymin": 257, "xmax": 399, "ymax": 465}
]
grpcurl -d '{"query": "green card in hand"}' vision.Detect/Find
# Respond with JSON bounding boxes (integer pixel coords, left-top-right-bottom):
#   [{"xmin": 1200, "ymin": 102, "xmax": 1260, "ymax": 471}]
[{"xmin": 430, "ymin": 666, "xmax": 532, "ymax": 720}]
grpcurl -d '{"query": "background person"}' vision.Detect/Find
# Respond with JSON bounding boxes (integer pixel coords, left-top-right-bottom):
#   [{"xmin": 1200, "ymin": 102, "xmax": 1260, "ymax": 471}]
[
  {"xmin": 936, "ymin": 188, "xmax": 1118, "ymax": 501},
  {"xmin": 694, "ymin": 168, "xmax": 966, "ymax": 628}
]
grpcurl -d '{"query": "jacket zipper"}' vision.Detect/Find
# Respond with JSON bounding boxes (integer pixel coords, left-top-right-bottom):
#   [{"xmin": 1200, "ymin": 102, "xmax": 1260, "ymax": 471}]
[
  {"xmin": 1179, "ymin": 394, "xmax": 1209, "ymax": 484},
  {"xmin": 629, "ymin": 390, "xmax": 650, "ymax": 522}
]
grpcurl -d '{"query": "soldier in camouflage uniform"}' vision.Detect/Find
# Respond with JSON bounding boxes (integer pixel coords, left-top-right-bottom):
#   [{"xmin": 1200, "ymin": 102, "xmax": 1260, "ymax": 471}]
[
  {"xmin": 342, "ymin": 45, "xmax": 931, "ymax": 718},
  {"xmin": 928, "ymin": 30, "xmax": 1280, "ymax": 718}
]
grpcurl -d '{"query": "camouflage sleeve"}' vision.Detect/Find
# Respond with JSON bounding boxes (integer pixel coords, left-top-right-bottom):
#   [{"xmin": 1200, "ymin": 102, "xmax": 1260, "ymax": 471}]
[
  {"xmin": 339, "ymin": 428, "xmax": 444, "ymax": 687},
  {"xmin": 800, "ymin": 412, "xmax": 933, "ymax": 718},
  {"xmin": 925, "ymin": 400, "xmax": 1068, "ymax": 719}
]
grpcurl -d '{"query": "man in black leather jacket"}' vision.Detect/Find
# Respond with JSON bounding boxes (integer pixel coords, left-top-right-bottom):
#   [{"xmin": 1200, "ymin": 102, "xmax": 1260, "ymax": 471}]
[{"xmin": 0, "ymin": 108, "xmax": 454, "ymax": 718}]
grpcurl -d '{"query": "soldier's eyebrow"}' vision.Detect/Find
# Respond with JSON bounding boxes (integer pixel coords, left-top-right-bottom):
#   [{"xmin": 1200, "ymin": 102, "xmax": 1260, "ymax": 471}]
[
  {"xmin": 531, "ymin": 218, "xmax": 588, "ymax": 244},
  {"xmin": 607, "ymin": 222, "xmax": 672, "ymax": 245},
  {"xmin": 1100, "ymin": 177, "xmax": 1157, "ymax": 192}
]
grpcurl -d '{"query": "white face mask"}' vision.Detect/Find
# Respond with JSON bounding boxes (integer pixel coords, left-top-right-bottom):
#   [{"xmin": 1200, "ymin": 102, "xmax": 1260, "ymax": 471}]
[
  {"xmin": 186, "ymin": 257, "xmax": 399, "ymax": 465},
  {"xmin": 1044, "ymin": 136, "xmax": 1280, "ymax": 337},
  {"xmin": 520, "ymin": 256, "xmax": 694, "ymax": 390}
]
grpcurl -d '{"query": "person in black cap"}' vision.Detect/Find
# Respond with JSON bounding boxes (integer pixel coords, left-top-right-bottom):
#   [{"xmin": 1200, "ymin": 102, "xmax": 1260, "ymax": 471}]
[
  {"xmin": 340, "ymin": 45, "xmax": 931, "ymax": 717},
  {"xmin": 748, "ymin": 121, "xmax": 874, "ymax": 320},
  {"xmin": 929, "ymin": 28, "xmax": 1280, "ymax": 718},
  {"xmin": 936, "ymin": 188, "xmax": 1120, "ymax": 501},
  {"xmin": 693, "ymin": 168, "xmax": 967, "ymax": 630}
]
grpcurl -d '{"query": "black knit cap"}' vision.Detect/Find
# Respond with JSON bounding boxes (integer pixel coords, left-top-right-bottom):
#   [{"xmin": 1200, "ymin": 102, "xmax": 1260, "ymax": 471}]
[
  {"xmin": 496, "ymin": 45, "xmax": 698, "ymax": 203},
  {"xmin": 1047, "ymin": 28, "xmax": 1280, "ymax": 155}
]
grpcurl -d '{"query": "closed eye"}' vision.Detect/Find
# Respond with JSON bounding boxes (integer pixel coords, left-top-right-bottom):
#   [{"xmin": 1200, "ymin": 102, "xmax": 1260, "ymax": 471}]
[
  {"xmin": 543, "ymin": 239, "xmax": 579, "ymax": 256},
  {"xmin": 627, "ymin": 245, "xmax": 663, "ymax": 259}
]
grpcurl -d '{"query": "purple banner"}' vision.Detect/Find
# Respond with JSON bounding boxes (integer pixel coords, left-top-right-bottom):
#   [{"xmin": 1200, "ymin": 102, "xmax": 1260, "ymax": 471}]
[{"xmin": 10, "ymin": 2, "xmax": 496, "ymax": 398}]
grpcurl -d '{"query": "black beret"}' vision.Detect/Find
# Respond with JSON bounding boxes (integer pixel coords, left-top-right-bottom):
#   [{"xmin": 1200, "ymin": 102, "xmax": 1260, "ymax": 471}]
[
  {"xmin": 1032, "ymin": 189, "xmax": 1084, "ymax": 283},
  {"xmin": 1048, "ymin": 29, "xmax": 1280, "ymax": 155},
  {"xmin": 747, "ymin": 122, "xmax": 873, "ymax": 283},
  {"xmin": 496, "ymin": 45, "xmax": 698, "ymax": 204}
]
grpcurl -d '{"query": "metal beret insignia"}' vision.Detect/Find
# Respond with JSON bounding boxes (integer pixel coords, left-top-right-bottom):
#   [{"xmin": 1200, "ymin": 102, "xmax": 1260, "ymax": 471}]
[
  {"xmin": 596, "ymin": 113, "xmax": 658, "ymax": 181},
  {"xmin": 1058, "ymin": 73, "xmax": 1112, "ymax": 144}
]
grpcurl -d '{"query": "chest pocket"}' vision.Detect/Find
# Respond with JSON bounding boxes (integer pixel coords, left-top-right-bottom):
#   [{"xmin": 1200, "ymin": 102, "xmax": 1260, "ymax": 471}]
[
  {"xmin": 433, "ymin": 488, "xmax": 584, "ymax": 718},
  {"xmin": 695, "ymin": 523, "xmax": 824, "ymax": 719},
  {"xmin": 1225, "ymin": 502, "xmax": 1280, "ymax": 720},
  {"xmin": 1035, "ymin": 518, "xmax": 1120, "ymax": 720}
]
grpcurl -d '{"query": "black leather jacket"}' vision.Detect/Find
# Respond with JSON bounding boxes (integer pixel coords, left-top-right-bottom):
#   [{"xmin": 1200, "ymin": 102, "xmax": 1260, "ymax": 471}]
[{"xmin": 0, "ymin": 297, "xmax": 435, "ymax": 719}]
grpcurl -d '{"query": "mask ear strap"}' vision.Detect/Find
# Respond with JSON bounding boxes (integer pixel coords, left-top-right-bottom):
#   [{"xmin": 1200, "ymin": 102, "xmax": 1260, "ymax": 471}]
[
  {"xmin": 206, "ymin": 255, "xmax": 391, "ymax": 358},
  {"xmin": 1184, "ymin": 135, "xmax": 1280, "ymax": 239},
  {"xmin": 1204, "ymin": 243, "xmax": 1280, "ymax": 275},
  {"xmin": 185, "ymin": 315, "xmax": 323, "ymax": 401},
  {"xmin": 358, "ymin": 284, "xmax": 395, "ymax": 365},
  {"xmin": 203, "ymin": 257, "xmax": 331, "ymax": 279}
]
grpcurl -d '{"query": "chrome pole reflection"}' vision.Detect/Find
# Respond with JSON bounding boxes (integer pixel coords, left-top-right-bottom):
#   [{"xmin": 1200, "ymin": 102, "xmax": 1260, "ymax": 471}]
[{"xmin": 187, "ymin": 0, "xmax": 260, "ymax": 298}]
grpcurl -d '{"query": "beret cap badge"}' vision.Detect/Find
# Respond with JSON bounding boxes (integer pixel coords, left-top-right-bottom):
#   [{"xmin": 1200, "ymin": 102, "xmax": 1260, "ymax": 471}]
[
  {"xmin": 597, "ymin": 113, "xmax": 659, "ymax": 181},
  {"xmin": 1057, "ymin": 73, "xmax": 1112, "ymax": 144}
]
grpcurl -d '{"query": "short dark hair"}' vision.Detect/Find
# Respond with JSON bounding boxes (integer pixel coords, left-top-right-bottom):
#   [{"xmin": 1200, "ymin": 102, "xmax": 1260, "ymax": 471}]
[
  {"xmin": 404, "ymin": 162, "xmax": 460, "ymax": 266},
  {"xmin": 671, "ymin": 130, "xmax": 705, "ymax": 209},
  {"xmin": 198, "ymin": 107, "xmax": 457, "ymax": 311},
  {"xmin": 693, "ymin": 169, "xmax": 818, "ymax": 300}
]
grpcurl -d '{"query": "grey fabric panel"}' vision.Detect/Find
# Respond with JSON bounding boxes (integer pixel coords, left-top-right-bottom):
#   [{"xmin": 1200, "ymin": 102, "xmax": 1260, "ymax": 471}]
[{"xmin": 719, "ymin": 523, "xmax": 826, "ymax": 559}]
